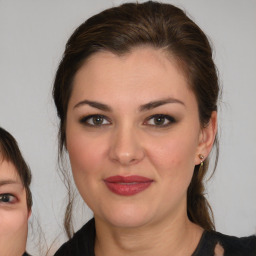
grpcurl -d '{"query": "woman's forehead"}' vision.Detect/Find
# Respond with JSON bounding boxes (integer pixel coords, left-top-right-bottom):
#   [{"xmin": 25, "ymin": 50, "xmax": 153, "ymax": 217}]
[
  {"xmin": 0, "ymin": 159, "xmax": 22, "ymax": 185},
  {"xmin": 69, "ymin": 47, "xmax": 196, "ymax": 111}
]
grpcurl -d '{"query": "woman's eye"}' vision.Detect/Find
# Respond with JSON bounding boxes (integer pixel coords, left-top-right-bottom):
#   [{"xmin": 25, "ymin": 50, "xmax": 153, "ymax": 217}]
[
  {"xmin": 80, "ymin": 115, "xmax": 111, "ymax": 126},
  {"xmin": 144, "ymin": 114, "xmax": 176, "ymax": 127},
  {"xmin": 0, "ymin": 194, "xmax": 17, "ymax": 204}
]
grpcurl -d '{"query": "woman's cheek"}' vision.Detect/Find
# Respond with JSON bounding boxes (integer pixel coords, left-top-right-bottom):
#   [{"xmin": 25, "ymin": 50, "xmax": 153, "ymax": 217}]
[
  {"xmin": 68, "ymin": 134, "xmax": 107, "ymax": 174},
  {"xmin": 147, "ymin": 135, "xmax": 196, "ymax": 179},
  {"xmin": 0, "ymin": 209, "xmax": 28, "ymax": 235},
  {"xmin": 146, "ymin": 136, "xmax": 184, "ymax": 165},
  {"xmin": 0, "ymin": 209, "xmax": 28, "ymax": 255}
]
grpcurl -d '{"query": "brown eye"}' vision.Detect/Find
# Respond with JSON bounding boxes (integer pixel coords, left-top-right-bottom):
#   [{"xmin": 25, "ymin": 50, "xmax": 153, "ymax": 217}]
[
  {"xmin": 80, "ymin": 115, "xmax": 111, "ymax": 126},
  {"xmin": 92, "ymin": 116, "xmax": 104, "ymax": 125},
  {"xmin": 153, "ymin": 116, "xmax": 166, "ymax": 126},
  {"xmin": 144, "ymin": 114, "xmax": 176, "ymax": 127}
]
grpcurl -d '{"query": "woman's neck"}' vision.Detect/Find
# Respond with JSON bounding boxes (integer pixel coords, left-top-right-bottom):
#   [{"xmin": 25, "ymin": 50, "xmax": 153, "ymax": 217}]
[{"xmin": 94, "ymin": 212, "xmax": 203, "ymax": 256}]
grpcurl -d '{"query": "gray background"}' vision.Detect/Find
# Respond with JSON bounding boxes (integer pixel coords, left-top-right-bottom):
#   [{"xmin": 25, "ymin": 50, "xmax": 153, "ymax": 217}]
[{"xmin": 0, "ymin": 0, "xmax": 255, "ymax": 255}]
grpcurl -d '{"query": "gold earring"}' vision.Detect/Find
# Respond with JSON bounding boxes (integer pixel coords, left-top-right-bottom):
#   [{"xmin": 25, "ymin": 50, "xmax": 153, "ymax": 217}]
[{"xmin": 198, "ymin": 154, "xmax": 204, "ymax": 167}]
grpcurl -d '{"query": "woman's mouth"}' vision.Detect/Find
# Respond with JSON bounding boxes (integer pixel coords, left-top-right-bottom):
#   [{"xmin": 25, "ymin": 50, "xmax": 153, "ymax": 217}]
[{"xmin": 104, "ymin": 175, "xmax": 153, "ymax": 196}]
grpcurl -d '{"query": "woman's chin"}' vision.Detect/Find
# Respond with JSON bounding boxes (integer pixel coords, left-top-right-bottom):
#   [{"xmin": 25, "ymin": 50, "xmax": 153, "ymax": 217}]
[
  {"xmin": 106, "ymin": 215, "xmax": 150, "ymax": 229},
  {"xmin": 97, "ymin": 204, "xmax": 154, "ymax": 229}
]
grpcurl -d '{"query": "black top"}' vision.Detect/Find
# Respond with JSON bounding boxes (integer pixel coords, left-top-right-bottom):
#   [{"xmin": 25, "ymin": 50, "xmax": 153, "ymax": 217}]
[{"xmin": 54, "ymin": 219, "xmax": 256, "ymax": 256}]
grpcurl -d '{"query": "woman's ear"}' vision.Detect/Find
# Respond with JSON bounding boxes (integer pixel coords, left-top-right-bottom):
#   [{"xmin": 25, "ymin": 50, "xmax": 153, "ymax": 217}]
[{"xmin": 195, "ymin": 111, "xmax": 217, "ymax": 165}]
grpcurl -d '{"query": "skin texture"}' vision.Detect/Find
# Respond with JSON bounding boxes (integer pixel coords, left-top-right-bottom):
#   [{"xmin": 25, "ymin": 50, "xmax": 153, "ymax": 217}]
[
  {"xmin": 0, "ymin": 158, "xmax": 29, "ymax": 256},
  {"xmin": 214, "ymin": 243, "xmax": 225, "ymax": 256},
  {"xmin": 66, "ymin": 47, "xmax": 217, "ymax": 255}
]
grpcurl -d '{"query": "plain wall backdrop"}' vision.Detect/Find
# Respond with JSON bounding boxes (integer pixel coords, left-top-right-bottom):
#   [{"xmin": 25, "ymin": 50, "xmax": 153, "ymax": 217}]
[{"xmin": 0, "ymin": 0, "xmax": 256, "ymax": 255}]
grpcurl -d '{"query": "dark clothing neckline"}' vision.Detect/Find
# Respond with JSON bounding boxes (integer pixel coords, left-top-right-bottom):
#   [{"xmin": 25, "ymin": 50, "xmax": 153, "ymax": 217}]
[
  {"xmin": 54, "ymin": 218, "xmax": 256, "ymax": 256},
  {"xmin": 191, "ymin": 230, "xmax": 218, "ymax": 255}
]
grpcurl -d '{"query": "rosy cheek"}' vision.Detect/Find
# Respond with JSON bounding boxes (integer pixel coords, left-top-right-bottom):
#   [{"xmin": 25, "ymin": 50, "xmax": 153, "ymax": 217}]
[
  {"xmin": 0, "ymin": 210, "xmax": 28, "ymax": 255},
  {"xmin": 148, "ymin": 137, "xmax": 181, "ymax": 161},
  {"xmin": 69, "ymin": 140, "xmax": 93, "ymax": 172},
  {"xmin": 0, "ymin": 210, "xmax": 28, "ymax": 236},
  {"xmin": 147, "ymin": 136, "xmax": 195, "ymax": 176},
  {"xmin": 68, "ymin": 134, "xmax": 106, "ymax": 173}
]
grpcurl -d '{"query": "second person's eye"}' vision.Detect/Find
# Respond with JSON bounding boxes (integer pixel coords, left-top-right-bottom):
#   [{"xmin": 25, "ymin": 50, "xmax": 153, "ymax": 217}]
[
  {"xmin": 80, "ymin": 115, "xmax": 111, "ymax": 127},
  {"xmin": 0, "ymin": 193, "xmax": 17, "ymax": 204}
]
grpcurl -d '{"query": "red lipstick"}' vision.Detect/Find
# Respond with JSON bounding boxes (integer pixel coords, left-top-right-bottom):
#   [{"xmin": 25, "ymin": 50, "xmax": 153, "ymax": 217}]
[{"xmin": 104, "ymin": 175, "xmax": 153, "ymax": 196}]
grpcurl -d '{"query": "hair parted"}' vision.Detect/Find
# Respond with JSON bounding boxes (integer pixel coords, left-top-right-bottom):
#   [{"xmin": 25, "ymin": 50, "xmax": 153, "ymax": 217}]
[
  {"xmin": 53, "ymin": 1, "xmax": 219, "ymax": 238},
  {"xmin": 0, "ymin": 127, "xmax": 32, "ymax": 209}
]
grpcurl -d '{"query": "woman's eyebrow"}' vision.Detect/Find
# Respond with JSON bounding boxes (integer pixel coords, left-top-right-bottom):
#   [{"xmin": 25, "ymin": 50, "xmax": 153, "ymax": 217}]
[
  {"xmin": 73, "ymin": 98, "xmax": 184, "ymax": 112},
  {"xmin": 0, "ymin": 179, "xmax": 20, "ymax": 187},
  {"xmin": 74, "ymin": 100, "xmax": 112, "ymax": 112},
  {"xmin": 139, "ymin": 98, "xmax": 185, "ymax": 111}
]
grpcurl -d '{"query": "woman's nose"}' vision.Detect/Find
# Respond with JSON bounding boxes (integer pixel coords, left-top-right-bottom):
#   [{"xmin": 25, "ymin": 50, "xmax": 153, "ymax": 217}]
[{"xmin": 108, "ymin": 125, "xmax": 145, "ymax": 166}]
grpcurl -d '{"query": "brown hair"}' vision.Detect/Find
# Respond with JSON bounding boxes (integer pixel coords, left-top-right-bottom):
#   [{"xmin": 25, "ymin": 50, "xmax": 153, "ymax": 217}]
[
  {"xmin": 0, "ymin": 127, "xmax": 32, "ymax": 210},
  {"xmin": 53, "ymin": 1, "xmax": 219, "ymax": 238}
]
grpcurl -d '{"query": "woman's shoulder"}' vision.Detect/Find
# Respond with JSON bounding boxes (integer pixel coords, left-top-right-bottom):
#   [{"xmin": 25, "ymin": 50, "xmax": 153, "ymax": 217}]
[
  {"xmin": 194, "ymin": 229, "xmax": 256, "ymax": 256},
  {"xmin": 213, "ymin": 231, "xmax": 256, "ymax": 255},
  {"xmin": 54, "ymin": 218, "xmax": 95, "ymax": 256}
]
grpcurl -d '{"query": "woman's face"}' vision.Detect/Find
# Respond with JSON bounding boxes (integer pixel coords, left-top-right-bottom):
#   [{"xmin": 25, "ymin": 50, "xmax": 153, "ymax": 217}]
[
  {"xmin": 0, "ymin": 158, "xmax": 29, "ymax": 255},
  {"xmin": 66, "ymin": 47, "xmax": 216, "ymax": 228}
]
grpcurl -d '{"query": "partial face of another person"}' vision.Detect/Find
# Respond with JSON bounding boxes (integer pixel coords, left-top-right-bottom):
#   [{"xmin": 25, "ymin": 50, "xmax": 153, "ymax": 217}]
[
  {"xmin": 66, "ymin": 47, "xmax": 216, "ymax": 228},
  {"xmin": 0, "ymin": 157, "xmax": 29, "ymax": 255}
]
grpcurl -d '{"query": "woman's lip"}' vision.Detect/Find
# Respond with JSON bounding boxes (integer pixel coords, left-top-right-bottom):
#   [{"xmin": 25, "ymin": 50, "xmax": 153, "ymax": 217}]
[
  {"xmin": 104, "ymin": 175, "xmax": 154, "ymax": 196},
  {"xmin": 104, "ymin": 175, "xmax": 153, "ymax": 183}
]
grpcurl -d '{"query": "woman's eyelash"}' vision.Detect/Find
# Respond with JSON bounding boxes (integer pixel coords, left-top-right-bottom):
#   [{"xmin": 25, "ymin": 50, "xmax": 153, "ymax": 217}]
[
  {"xmin": 79, "ymin": 114, "xmax": 176, "ymax": 127},
  {"xmin": 79, "ymin": 114, "xmax": 111, "ymax": 127},
  {"xmin": 144, "ymin": 114, "xmax": 176, "ymax": 127},
  {"xmin": 0, "ymin": 193, "xmax": 17, "ymax": 204}
]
